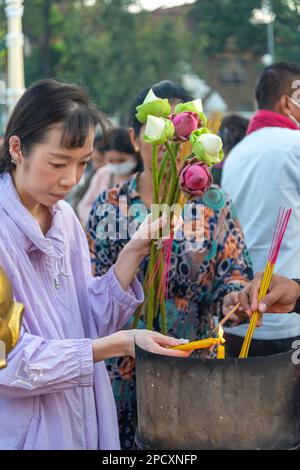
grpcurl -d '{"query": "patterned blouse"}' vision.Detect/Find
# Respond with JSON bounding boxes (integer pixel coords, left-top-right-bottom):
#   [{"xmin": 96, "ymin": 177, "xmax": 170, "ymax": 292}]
[{"xmin": 86, "ymin": 173, "xmax": 253, "ymax": 449}]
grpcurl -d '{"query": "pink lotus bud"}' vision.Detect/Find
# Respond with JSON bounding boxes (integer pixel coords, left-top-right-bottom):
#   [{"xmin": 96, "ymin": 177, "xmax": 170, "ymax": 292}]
[
  {"xmin": 169, "ymin": 112, "xmax": 200, "ymax": 141},
  {"xmin": 179, "ymin": 160, "xmax": 213, "ymax": 197}
]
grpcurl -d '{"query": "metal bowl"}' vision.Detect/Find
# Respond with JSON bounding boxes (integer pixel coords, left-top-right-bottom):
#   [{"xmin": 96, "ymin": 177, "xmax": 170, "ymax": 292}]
[{"xmin": 135, "ymin": 345, "xmax": 300, "ymax": 450}]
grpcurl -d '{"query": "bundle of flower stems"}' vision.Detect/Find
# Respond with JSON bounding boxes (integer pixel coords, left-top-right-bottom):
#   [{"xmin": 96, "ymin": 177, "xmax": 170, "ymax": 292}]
[
  {"xmin": 132, "ymin": 89, "xmax": 224, "ymax": 333},
  {"xmin": 239, "ymin": 208, "xmax": 292, "ymax": 358}
]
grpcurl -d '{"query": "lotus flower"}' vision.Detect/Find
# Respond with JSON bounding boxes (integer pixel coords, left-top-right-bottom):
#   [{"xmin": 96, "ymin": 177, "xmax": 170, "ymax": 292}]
[
  {"xmin": 190, "ymin": 129, "xmax": 224, "ymax": 167},
  {"xmin": 143, "ymin": 115, "xmax": 174, "ymax": 145},
  {"xmin": 169, "ymin": 112, "xmax": 200, "ymax": 141},
  {"xmin": 136, "ymin": 89, "xmax": 171, "ymax": 123},
  {"xmin": 179, "ymin": 157, "xmax": 213, "ymax": 197},
  {"xmin": 174, "ymin": 99, "xmax": 207, "ymax": 125}
]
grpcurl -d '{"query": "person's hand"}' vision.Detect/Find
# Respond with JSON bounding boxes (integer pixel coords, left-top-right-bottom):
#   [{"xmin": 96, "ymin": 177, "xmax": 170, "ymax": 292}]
[
  {"xmin": 126, "ymin": 212, "xmax": 169, "ymax": 257},
  {"xmin": 92, "ymin": 330, "xmax": 191, "ymax": 362},
  {"xmin": 238, "ymin": 273, "xmax": 300, "ymax": 327},
  {"xmin": 222, "ymin": 291, "xmax": 248, "ymax": 325},
  {"xmin": 114, "ymin": 212, "xmax": 168, "ymax": 290},
  {"xmin": 130, "ymin": 329, "xmax": 192, "ymax": 358}
]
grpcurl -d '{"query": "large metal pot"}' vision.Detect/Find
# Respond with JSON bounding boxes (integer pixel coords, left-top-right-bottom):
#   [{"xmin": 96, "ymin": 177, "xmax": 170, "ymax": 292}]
[{"xmin": 135, "ymin": 345, "xmax": 300, "ymax": 450}]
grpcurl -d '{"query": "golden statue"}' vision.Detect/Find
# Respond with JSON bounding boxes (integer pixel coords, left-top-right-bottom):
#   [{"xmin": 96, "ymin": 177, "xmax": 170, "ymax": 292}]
[{"xmin": 0, "ymin": 266, "xmax": 24, "ymax": 368}]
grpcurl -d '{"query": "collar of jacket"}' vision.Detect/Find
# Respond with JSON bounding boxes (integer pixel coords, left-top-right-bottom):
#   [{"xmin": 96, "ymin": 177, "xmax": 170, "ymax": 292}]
[{"xmin": 0, "ymin": 172, "xmax": 66, "ymax": 260}]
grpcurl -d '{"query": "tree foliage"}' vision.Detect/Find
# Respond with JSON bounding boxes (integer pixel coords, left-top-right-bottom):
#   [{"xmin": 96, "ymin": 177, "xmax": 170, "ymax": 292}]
[
  {"xmin": 189, "ymin": 0, "xmax": 300, "ymax": 62},
  {"xmin": 21, "ymin": 0, "xmax": 196, "ymax": 120},
  {"xmin": 2, "ymin": 0, "xmax": 300, "ymax": 119}
]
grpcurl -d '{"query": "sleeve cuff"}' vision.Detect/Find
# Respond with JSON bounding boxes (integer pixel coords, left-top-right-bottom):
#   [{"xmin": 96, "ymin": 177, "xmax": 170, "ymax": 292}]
[
  {"xmin": 107, "ymin": 266, "xmax": 144, "ymax": 308},
  {"xmin": 78, "ymin": 338, "xmax": 94, "ymax": 387}
]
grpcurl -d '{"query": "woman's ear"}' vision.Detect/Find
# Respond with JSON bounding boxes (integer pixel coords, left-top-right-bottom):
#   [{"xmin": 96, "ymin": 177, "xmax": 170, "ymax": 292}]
[
  {"xmin": 9, "ymin": 136, "xmax": 23, "ymax": 164},
  {"xmin": 129, "ymin": 127, "xmax": 140, "ymax": 153}
]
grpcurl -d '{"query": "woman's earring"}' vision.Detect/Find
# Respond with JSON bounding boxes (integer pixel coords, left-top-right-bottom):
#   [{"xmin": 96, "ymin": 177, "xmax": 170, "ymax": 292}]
[{"xmin": 10, "ymin": 150, "xmax": 17, "ymax": 165}]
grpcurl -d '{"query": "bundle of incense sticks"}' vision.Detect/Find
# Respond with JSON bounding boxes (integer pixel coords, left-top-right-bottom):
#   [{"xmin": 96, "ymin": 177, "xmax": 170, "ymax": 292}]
[{"xmin": 239, "ymin": 207, "xmax": 292, "ymax": 359}]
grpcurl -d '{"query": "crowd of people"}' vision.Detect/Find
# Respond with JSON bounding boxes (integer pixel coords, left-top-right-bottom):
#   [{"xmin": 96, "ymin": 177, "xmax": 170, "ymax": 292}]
[{"xmin": 0, "ymin": 61, "xmax": 300, "ymax": 450}]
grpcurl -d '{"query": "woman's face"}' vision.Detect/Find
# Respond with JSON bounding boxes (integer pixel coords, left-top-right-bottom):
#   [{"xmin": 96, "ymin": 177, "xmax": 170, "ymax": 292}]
[{"xmin": 11, "ymin": 125, "xmax": 95, "ymax": 207}]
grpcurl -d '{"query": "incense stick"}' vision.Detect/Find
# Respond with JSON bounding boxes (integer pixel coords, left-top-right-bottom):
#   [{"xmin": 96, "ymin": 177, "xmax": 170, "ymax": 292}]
[
  {"xmin": 239, "ymin": 208, "xmax": 292, "ymax": 359},
  {"xmin": 212, "ymin": 303, "xmax": 241, "ymax": 334}
]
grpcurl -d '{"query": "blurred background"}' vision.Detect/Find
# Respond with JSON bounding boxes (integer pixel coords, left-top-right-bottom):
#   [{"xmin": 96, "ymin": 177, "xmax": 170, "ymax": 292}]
[{"xmin": 1, "ymin": 0, "xmax": 300, "ymax": 133}]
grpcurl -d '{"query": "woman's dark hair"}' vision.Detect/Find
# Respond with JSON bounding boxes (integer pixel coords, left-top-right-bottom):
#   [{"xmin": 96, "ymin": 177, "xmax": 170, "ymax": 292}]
[
  {"xmin": 0, "ymin": 79, "xmax": 110, "ymax": 174},
  {"xmin": 219, "ymin": 114, "xmax": 249, "ymax": 154},
  {"xmin": 129, "ymin": 80, "xmax": 192, "ymax": 135}
]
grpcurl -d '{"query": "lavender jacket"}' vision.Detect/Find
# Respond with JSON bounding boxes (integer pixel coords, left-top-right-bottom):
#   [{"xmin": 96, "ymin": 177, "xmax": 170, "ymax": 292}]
[{"xmin": 0, "ymin": 173, "xmax": 144, "ymax": 450}]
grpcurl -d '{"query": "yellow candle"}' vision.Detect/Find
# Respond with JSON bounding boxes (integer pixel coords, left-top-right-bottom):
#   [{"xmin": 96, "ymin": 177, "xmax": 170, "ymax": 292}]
[
  {"xmin": 217, "ymin": 344, "xmax": 225, "ymax": 359},
  {"xmin": 171, "ymin": 338, "xmax": 219, "ymax": 351}
]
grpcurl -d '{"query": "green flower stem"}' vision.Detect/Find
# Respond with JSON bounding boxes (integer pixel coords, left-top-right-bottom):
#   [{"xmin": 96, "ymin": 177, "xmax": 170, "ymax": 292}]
[
  {"xmin": 146, "ymin": 145, "xmax": 159, "ymax": 330},
  {"xmin": 172, "ymin": 186, "xmax": 181, "ymax": 212},
  {"xmin": 152, "ymin": 145, "xmax": 159, "ymax": 217},
  {"xmin": 131, "ymin": 302, "xmax": 144, "ymax": 329},
  {"xmin": 158, "ymin": 150, "xmax": 169, "ymax": 188},
  {"xmin": 146, "ymin": 242, "xmax": 156, "ymax": 330},
  {"xmin": 153, "ymin": 273, "xmax": 161, "ymax": 319},
  {"xmin": 160, "ymin": 161, "xmax": 172, "ymax": 204},
  {"xmin": 165, "ymin": 142, "xmax": 179, "ymax": 207},
  {"xmin": 160, "ymin": 295, "xmax": 167, "ymax": 335},
  {"xmin": 159, "ymin": 259, "xmax": 167, "ymax": 334}
]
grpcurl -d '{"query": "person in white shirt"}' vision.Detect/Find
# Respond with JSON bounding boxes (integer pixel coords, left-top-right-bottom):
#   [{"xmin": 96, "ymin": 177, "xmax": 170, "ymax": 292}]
[{"xmin": 222, "ymin": 62, "xmax": 300, "ymax": 355}]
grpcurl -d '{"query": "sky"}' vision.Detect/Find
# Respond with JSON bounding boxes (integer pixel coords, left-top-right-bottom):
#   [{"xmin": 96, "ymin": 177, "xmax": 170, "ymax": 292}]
[
  {"xmin": 83, "ymin": 0, "xmax": 197, "ymax": 11},
  {"xmin": 135, "ymin": 0, "xmax": 196, "ymax": 11}
]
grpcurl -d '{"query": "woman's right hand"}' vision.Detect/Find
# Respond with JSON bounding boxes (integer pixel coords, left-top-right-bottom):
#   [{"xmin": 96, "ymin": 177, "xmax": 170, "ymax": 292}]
[
  {"xmin": 92, "ymin": 329, "xmax": 192, "ymax": 362},
  {"xmin": 238, "ymin": 273, "xmax": 300, "ymax": 324},
  {"xmin": 129, "ymin": 329, "xmax": 192, "ymax": 358}
]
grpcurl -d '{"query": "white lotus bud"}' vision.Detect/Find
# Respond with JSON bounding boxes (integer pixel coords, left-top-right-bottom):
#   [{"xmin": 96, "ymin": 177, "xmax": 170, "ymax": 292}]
[{"xmin": 197, "ymin": 133, "xmax": 223, "ymax": 156}]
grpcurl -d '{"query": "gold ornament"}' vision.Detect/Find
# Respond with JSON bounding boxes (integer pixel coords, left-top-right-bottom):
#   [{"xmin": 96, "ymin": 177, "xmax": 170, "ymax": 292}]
[{"xmin": 0, "ymin": 267, "xmax": 24, "ymax": 368}]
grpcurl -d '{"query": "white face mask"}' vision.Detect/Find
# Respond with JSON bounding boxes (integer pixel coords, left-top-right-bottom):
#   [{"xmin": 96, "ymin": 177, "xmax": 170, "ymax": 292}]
[
  {"xmin": 288, "ymin": 98, "xmax": 300, "ymax": 128},
  {"xmin": 107, "ymin": 159, "xmax": 136, "ymax": 176}
]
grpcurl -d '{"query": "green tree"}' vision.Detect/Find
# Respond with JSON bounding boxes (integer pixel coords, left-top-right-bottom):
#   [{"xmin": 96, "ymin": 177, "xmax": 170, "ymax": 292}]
[
  {"xmin": 0, "ymin": 2, "xmax": 6, "ymax": 74},
  {"xmin": 189, "ymin": 0, "xmax": 266, "ymax": 54},
  {"xmin": 22, "ymin": 0, "xmax": 65, "ymax": 82},
  {"xmin": 21, "ymin": 0, "xmax": 198, "ymax": 120},
  {"xmin": 272, "ymin": 0, "xmax": 300, "ymax": 63},
  {"xmin": 189, "ymin": 0, "xmax": 300, "ymax": 63}
]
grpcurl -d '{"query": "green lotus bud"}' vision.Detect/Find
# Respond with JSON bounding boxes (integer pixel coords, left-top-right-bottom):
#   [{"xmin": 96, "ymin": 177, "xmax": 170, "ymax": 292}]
[{"xmin": 136, "ymin": 89, "xmax": 171, "ymax": 124}]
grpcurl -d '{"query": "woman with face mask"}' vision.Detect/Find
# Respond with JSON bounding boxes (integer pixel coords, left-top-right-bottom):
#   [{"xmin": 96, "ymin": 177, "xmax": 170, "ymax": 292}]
[
  {"xmin": 77, "ymin": 128, "xmax": 142, "ymax": 226},
  {"xmin": 86, "ymin": 80, "xmax": 254, "ymax": 449},
  {"xmin": 0, "ymin": 79, "xmax": 190, "ymax": 450}
]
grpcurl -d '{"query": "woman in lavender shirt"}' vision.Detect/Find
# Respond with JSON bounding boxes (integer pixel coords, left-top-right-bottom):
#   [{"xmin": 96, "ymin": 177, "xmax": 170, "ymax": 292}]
[{"xmin": 0, "ymin": 79, "xmax": 189, "ymax": 450}]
